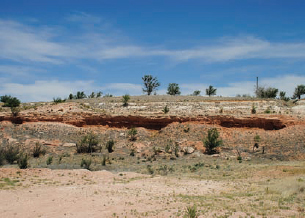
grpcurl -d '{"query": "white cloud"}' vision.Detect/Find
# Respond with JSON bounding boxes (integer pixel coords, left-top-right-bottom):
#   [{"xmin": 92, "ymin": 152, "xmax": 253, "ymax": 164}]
[{"xmin": 2, "ymin": 18, "xmax": 305, "ymax": 64}]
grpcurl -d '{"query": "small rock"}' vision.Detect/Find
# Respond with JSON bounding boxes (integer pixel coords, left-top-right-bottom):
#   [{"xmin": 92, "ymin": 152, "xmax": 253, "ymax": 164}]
[
  {"xmin": 211, "ymin": 154, "xmax": 220, "ymax": 158},
  {"xmin": 63, "ymin": 143, "xmax": 76, "ymax": 147}
]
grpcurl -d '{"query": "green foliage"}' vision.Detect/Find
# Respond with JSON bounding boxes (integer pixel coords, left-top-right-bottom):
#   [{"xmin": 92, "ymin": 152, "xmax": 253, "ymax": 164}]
[
  {"xmin": 0, "ymin": 95, "xmax": 21, "ymax": 116},
  {"xmin": 280, "ymin": 91, "xmax": 290, "ymax": 101},
  {"xmin": 68, "ymin": 93, "xmax": 74, "ymax": 100},
  {"xmin": 204, "ymin": 128, "xmax": 223, "ymax": 155},
  {"xmin": 96, "ymin": 91, "xmax": 103, "ymax": 98},
  {"xmin": 32, "ymin": 142, "xmax": 46, "ymax": 158},
  {"xmin": 106, "ymin": 139, "xmax": 115, "ymax": 153},
  {"xmin": 165, "ymin": 144, "xmax": 171, "ymax": 153},
  {"xmin": 88, "ymin": 92, "xmax": 95, "ymax": 98},
  {"xmin": 292, "ymin": 85, "xmax": 305, "ymax": 100},
  {"xmin": 251, "ymin": 104, "xmax": 256, "ymax": 114},
  {"xmin": 0, "ymin": 95, "xmax": 21, "ymax": 107},
  {"xmin": 142, "ymin": 75, "xmax": 160, "ymax": 95},
  {"xmin": 147, "ymin": 165, "xmax": 154, "ymax": 175},
  {"xmin": 104, "ymin": 93, "xmax": 113, "ymax": 97},
  {"xmin": 255, "ymin": 86, "xmax": 278, "ymax": 98},
  {"xmin": 76, "ymin": 133, "xmax": 99, "ymax": 153},
  {"xmin": 167, "ymin": 83, "xmax": 181, "ymax": 95},
  {"xmin": 128, "ymin": 127, "xmax": 137, "ymax": 141},
  {"xmin": 122, "ymin": 94, "xmax": 130, "ymax": 107},
  {"xmin": 80, "ymin": 158, "xmax": 92, "ymax": 170},
  {"xmin": 75, "ymin": 91, "xmax": 87, "ymax": 99},
  {"xmin": 0, "ymin": 149, "xmax": 4, "ymax": 166},
  {"xmin": 254, "ymin": 134, "xmax": 261, "ymax": 143},
  {"xmin": 206, "ymin": 85, "xmax": 217, "ymax": 97},
  {"xmin": 46, "ymin": 156, "xmax": 53, "ymax": 165},
  {"xmin": 192, "ymin": 90, "xmax": 201, "ymax": 96},
  {"xmin": 162, "ymin": 105, "xmax": 169, "ymax": 114},
  {"xmin": 184, "ymin": 205, "xmax": 198, "ymax": 218},
  {"xmin": 53, "ymin": 97, "xmax": 66, "ymax": 104},
  {"xmin": 264, "ymin": 107, "xmax": 271, "ymax": 114},
  {"xmin": 17, "ymin": 154, "xmax": 29, "ymax": 169},
  {"xmin": 4, "ymin": 144, "xmax": 20, "ymax": 164}
]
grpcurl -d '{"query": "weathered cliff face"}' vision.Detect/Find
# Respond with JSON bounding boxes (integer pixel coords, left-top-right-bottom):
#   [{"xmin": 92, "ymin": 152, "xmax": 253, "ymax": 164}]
[{"xmin": 0, "ymin": 112, "xmax": 290, "ymax": 130}]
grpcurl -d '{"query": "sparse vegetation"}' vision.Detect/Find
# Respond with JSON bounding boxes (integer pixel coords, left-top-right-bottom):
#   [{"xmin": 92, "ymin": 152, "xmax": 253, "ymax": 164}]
[
  {"xmin": 184, "ymin": 205, "xmax": 198, "ymax": 218},
  {"xmin": 127, "ymin": 127, "xmax": 137, "ymax": 141},
  {"xmin": 162, "ymin": 105, "xmax": 169, "ymax": 114},
  {"xmin": 17, "ymin": 154, "xmax": 29, "ymax": 169},
  {"xmin": 256, "ymin": 86, "xmax": 278, "ymax": 98},
  {"xmin": 122, "ymin": 94, "xmax": 130, "ymax": 107},
  {"xmin": 167, "ymin": 83, "xmax": 181, "ymax": 96},
  {"xmin": 206, "ymin": 85, "xmax": 217, "ymax": 97},
  {"xmin": 3, "ymin": 144, "xmax": 20, "ymax": 164},
  {"xmin": 32, "ymin": 142, "xmax": 46, "ymax": 158},
  {"xmin": 192, "ymin": 90, "xmax": 201, "ymax": 96},
  {"xmin": 76, "ymin": 133, "xmax": 99, "ymax": 153},
  {"xmin": 53, "ymin": 97, "xmax": 66, "ymax": 104},
  {"xmin": 0, "ymin": 95, "xmax": 21, "ymax": 116},
  {"xmin": 106, "ymin": 139, "xmax": 115, "ymax": 153},
  {"xmin": 81, "ymin": 158, "xmax": 92, "ymax": 170},
  {"xmin": 142, "ymin": 75, "xmax": 160, "ymax": 95},
  {"xmin": 46, "ymin": 156, "xmax": 53, "ymax": 165},
  {"xmin": 204, "ymin": 128, "xmax": 222, "ymax": 155},
  {"xmin": 292, "ymin": 84, "xmax": 305, "ymax": 99}
]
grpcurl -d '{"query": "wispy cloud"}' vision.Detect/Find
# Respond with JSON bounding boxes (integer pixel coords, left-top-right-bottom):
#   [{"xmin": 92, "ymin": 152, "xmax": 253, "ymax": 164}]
[{"xmin": 2, "ymin": 18, "xmax": 305, "ymax": 65}]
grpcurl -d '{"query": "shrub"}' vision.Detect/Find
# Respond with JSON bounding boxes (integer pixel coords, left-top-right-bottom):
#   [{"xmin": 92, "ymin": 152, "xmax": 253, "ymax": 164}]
[
  {"xmin": 0, "ymin": 148, "xmax": 5, "ymax": 166},
  {"xmin": 32, "ymin": 142, "xmax": 46, "ymax": 158},
  {"xmin": 192, "ymin": 90, "xmax": 201, "ymax": 96},
  {"xmin": 204, "ymin": 128, "xmax": 223, "ymax": 155},
  {"xmin": 292, "ymin": 85, "xmax": 305, "ymax": 99},
  {"xmin": 147, "ymin": 165, "xmax": 154, "ymax": 175},
  {"xmin": 88, "ymin": 92, "xmax": 95, "ymax": 98},
  {"xmin": 75, "ymin": 91, "xmax": 87, "ymax": 99},
  {"xmin": 0, "ymin": 95, "xmax": 21, "ymax": 116},
  {"xmin": 167, "ymin": 83, "xmax": 181, "ymax": 95},
  {"xmin": 46, "ymin": 156, "xmax": 53, "ymax": 165},
  {"xmin": 255, "ymin": 86, "xmax": 278, "ymax": 98},
  {"xmin": 96, "ymin": 91, "xmax": 103, "ymax": 98},
  {"xmin": 184, "ymin": 205, "xmax": 198, "ymax": 218},
  {"xmin": 162, "ymin": 105, "xmax": 169, "ymax": 114},
  {"xmin": 106, "ymin": 139, "xmax": 115, "ymax": 153},
  {"xmin": 142, "ymin": 75, "xmax": 160, "ymax": 95},
  {"xmin": 122, "ymin": 94, "xmax": 130, "ymax": 107},
  {"xmin": 251, "ymin": 104, "xmax": 256, "ymax": 114},
  {"xmin": 102, "ymin": 155, "xmax": 106, "ymax": 166},
  {"xmin": 128, "ymin": 127, "xmax": 137, "ymax": 141},
  {"xmin": 4, "ymin": 144, "xmax": 20, "ymax": 164},
  {"xmin": 53, "ymin": 97, "xmax": 66, "ymax": 104},
  {"xmin": 17, "ymin": 154, "xmax": 29, "ymax": 169},
  {"xmin": 206, "ymin": 85, "xmax": 217, "ymax": 97},
  {"xmin": 80, "ymin": 158, "xmax": 92, "ymax": 170},
  {"xmin": 280, "ymin": 91, "xmax": 290, "ymax": 102},
  {"xmin": 76, "ymin": 133, "xmax": 99, "ymax": 153}
]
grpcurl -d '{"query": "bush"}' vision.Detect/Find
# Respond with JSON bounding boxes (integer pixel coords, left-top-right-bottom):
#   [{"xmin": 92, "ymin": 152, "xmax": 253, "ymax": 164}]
[
  {"xmin": 46, "ymin": 156, "xmax": 53, "ymax": 165},
  {"xmin": 167, "ymin": 83, "xmax": 181, "ymax": 95},
  {"xmin": 32, "ymin": 142, "xmax": 46, "ymax": 158},
  {"xmin": 251, "ymin": 104, "xmax": 256, "ymax": 114},
  {"xmin": 76, "ymin": 133, "xmax": 99, "ymax": 153},
  {"xmin": 17, "ymin": 154, "xmax": 29, "ymax": 169},
  {"xmin": 255, "ymin": 86, "xmax": 278, "ymax": 98},
  {"xmin": 0, "ymin": 95, "xmax": 21, "ymax": 116},
  {"xmin": 292, "ymin": 85, "xmax": 305, "ymax": 99},
  {"xmin": 279, "ymin": 91, "xmax": 290, "ymax": 102},
  {"xmin": 184, "ymin": 205, "xmax": 198, "ymax": 218},
  {"xmin": 0, "ymin": 148, "xmax": 5, "ymax": 166},
  {"xmin": 53, "ymin": 97, "xmax": 66, "ymax": 104},
  {"xmin": 106, "ymin": 139, "xmax": 115, "ymax": 153},
  {"xmin": 128, "ymin": 127, "xmax": 137, "ymax": 141},
  {"xmin": 122, "ymin": 94, "xmax": 130, "ymax": 107},
  {"xmin": 204, "ymin": 128, "xmax": 223, "ymax": 155},
  {"xmin": 81, "ymin": 158, "xmax": 92, "ymax": 170},
  {"xmin": 162, "ymin": 105, "xmax": 169, "ymax": 114},
  {"xmin": 4, "ymin": 144, "xmax": 20, "ymax": 164},
  {"xmin": 192, "ymin": 90, "xmax": 201, "ymax": 96}
]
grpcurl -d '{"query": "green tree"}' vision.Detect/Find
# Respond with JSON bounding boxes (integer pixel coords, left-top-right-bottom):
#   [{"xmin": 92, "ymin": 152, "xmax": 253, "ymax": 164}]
[
  {"xmin": 167, "ymin": 83, "xmax": 181, "ymax": 96},
  {"xmin": 192, "ymin": 90, "xmax": 201, "ymax": 96},
  {"xmin": 0, "ymin": 95, "xmax": 21, "ymax": 116},
  {"xmin": 279, "ymin": 91, "xmax": 290, "ymax": 101},
  {"xmin": 255, "ymin": 86, "xmax": 278, "ymax": 98},
  {"xmin": 76, "ymin": 133, "xmax": 99, "ymax": 153},
  {"xmin": 292, "ymin": 85, "xmax": 305, "ymax": 100},
  {"xmin": 96, "ymin": 91, "xmax": 103, "ymax": 98},
  {"xmin": 122, "ymin": 94, "xmax": 130, "ymax": 107},
  {"xmin": 68, "ymin": 93, "xmax": 74, "ymax": 100},
  {"xmin": 142, "ymin": 75, "xmax": 160, "ymax": 95},
  {"xmin": 204, "ymin": 128, "xmax": 223, "ymax": 155},
  {"xmin": 206, "ymin": 85, "xmax": 217, "ymax": 97},
  {"xmin": 89, "ymin": 92, "xmax": 95, "ymax": 98},
  {"xmin": 75, "ymin": 91, "xmax": 87, "ymax": 99}
]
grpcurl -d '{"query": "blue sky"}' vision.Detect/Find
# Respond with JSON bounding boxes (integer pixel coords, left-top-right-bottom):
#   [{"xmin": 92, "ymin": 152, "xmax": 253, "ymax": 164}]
[{"xmin": 1, "ymin": 0, "xmax": 305, "ymax": 102}]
